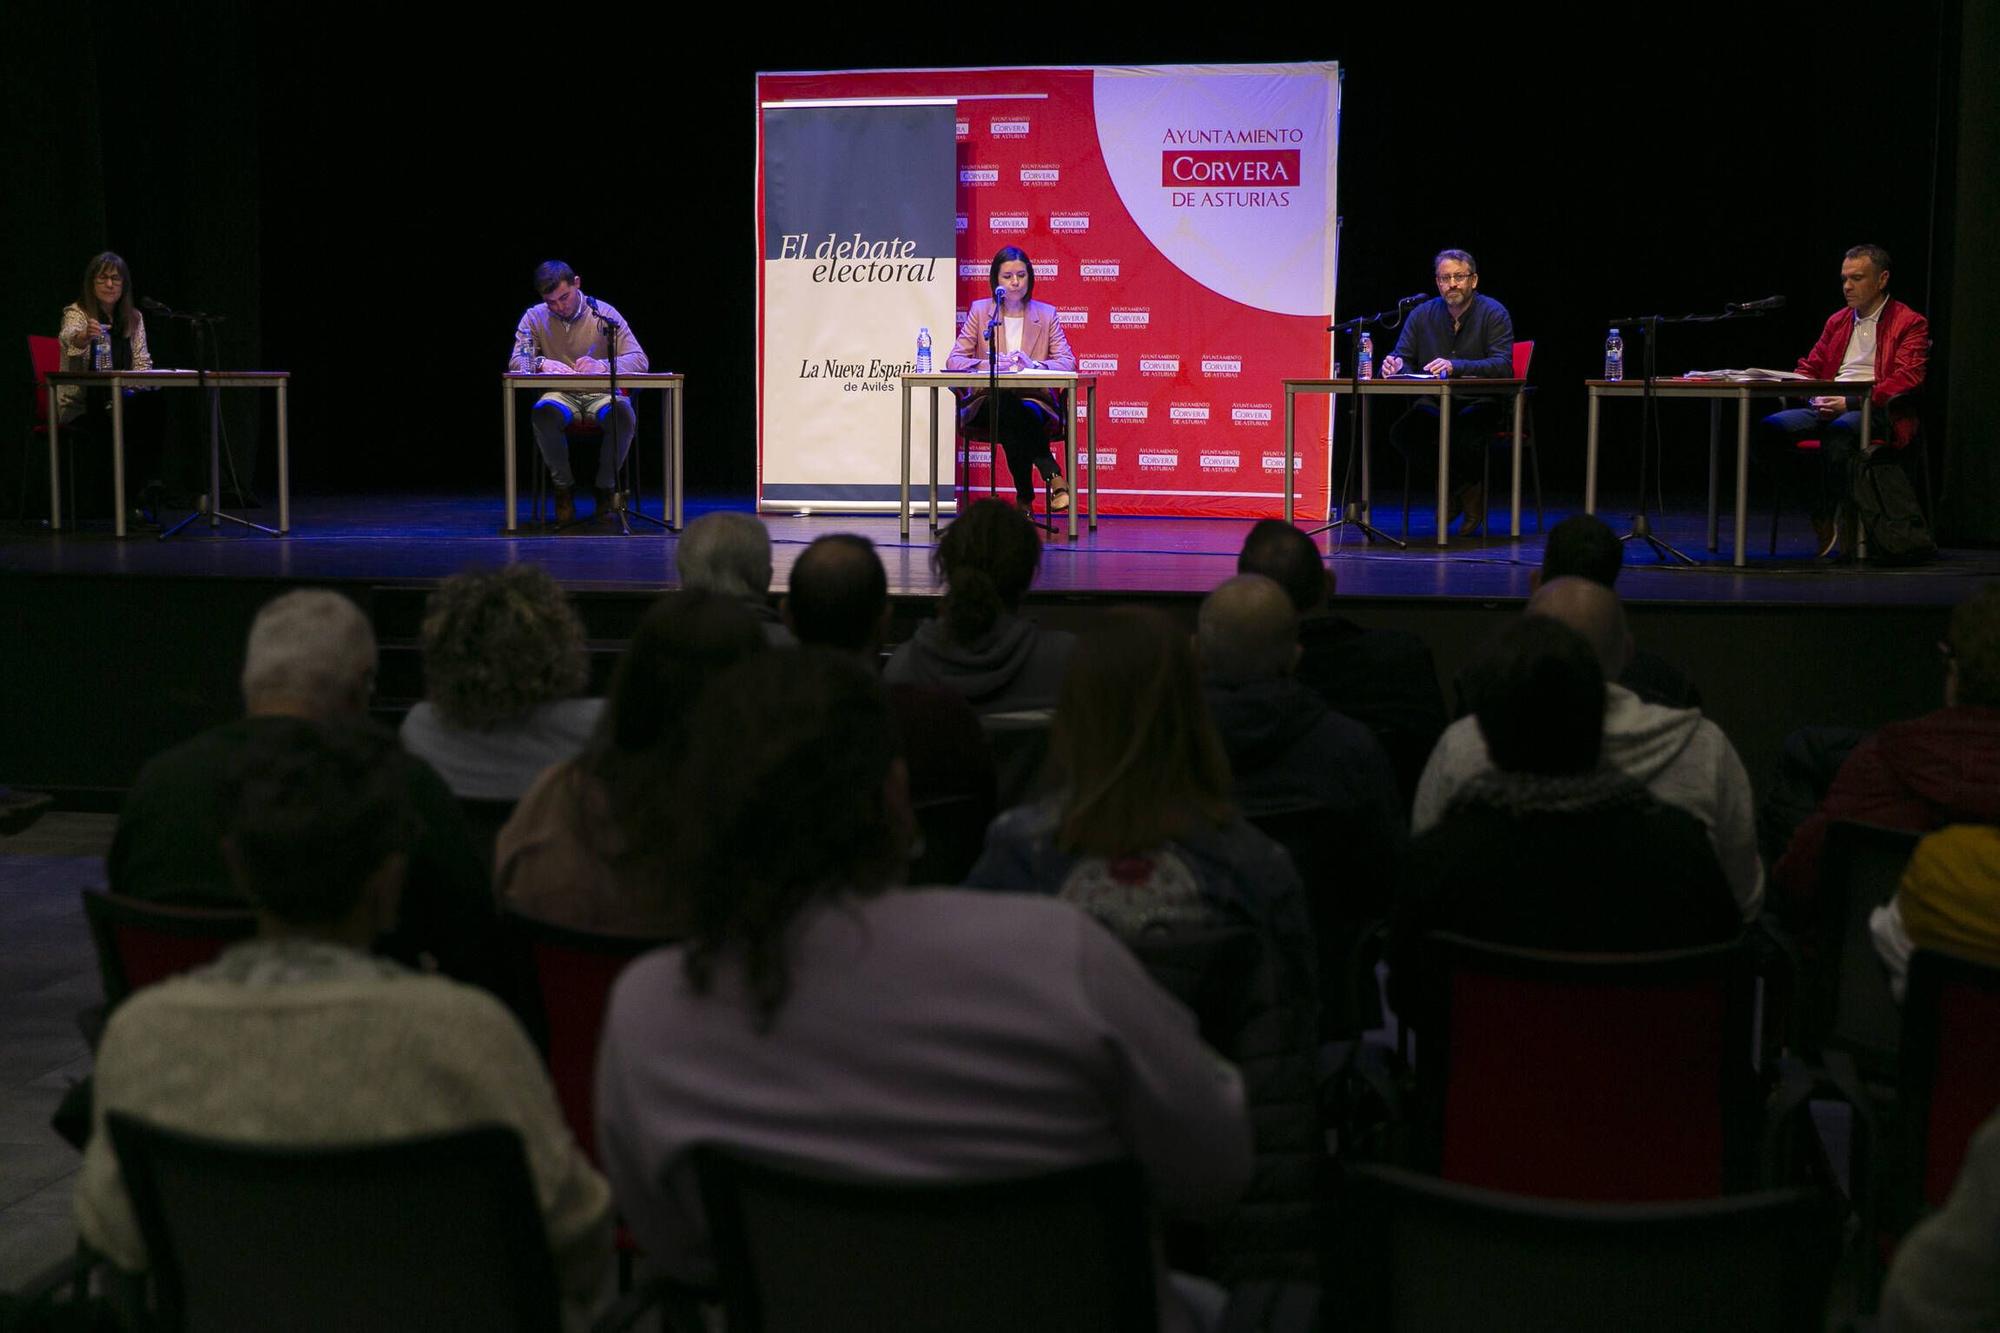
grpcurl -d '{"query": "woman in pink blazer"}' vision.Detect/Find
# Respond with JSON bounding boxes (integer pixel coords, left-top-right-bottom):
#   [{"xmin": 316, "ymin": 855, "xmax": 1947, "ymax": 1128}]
[{"xmin": 946, "ymin": 247, "xmax": 1076, "ymax": 513}]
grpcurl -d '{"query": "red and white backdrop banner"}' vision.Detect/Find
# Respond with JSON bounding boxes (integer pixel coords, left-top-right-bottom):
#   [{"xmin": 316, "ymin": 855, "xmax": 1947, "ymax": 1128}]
[{"xmin": 756, "ymin": 63, "xmax": 1340, "ymax": 519}]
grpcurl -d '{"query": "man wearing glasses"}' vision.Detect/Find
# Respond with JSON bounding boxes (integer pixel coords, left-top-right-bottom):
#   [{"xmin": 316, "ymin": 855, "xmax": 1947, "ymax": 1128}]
[{"xmin": 1380, "ymin": 249, "xmax": 1516, "ymax": 538}]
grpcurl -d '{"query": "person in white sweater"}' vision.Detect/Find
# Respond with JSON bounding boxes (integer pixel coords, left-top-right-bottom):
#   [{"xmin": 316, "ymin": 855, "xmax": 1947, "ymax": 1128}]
[
  {"xmin": 78, "ymin": 717, "xmax": 611, "ymax": 1310},
  {"xmin": 1412, "ymin": 577, "xmax": 1764, "ymax": 919}
]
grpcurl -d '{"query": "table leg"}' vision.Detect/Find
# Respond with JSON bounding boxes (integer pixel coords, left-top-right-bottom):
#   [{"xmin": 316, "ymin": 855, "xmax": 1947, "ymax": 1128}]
[
  {"xmin": 671, "ymin": 381, "xmax": 684, "ymax": 531},
  {"xmin": 1733, "ymin": 394, "xmax": 1751, "ymax": 568},
  {"xmin": 899, "ymin": 382, "xmax": 912, "ymax": 539},
  {"xmin": 1707, "ymin": 400, "xmax": 1721, "ymax": 551},
  {"xmin": 1859, "ymin": 393, "xmax": 1875, "ymax": 560},
  {"xmin": 277, "ymin": 379, "xmax": 290, "ymax": 534},
  {"xmin": 47, "ymin": 389, "xmax": 61, "ymax": 531},
  {"xmin": 1585, "ymin": 391, "xmax": 1601, "ymax": 513},
  {"xmin": 208, "ymin": 386, "xmax": 221, "ymax": 529},
  {"xmin": 1509, "ymin": 389, "xmax": 1524, "ymax": 537},
  {"xmin": 1435, "ymin": 387, "xmax": 1451, "ymax": 548},
  {"xmin": 503, "ymin": 383, "xmax": 517, "ymax": 532},
  {"xmin": 1087, "ymin": 383, "xmax": 1098, "ymax": 532},
  {"xmin": 1065, "ymin": 392, "xmax": 1078, "ymax": 542},
  {"xmin": 1361, "ymin": 394, "xmax": 1372, "ymax": 521},
  {"xmin": 1283, "ymin": 388, "xmax": 1295, "ymax": 524},
  {"xmin": 111, "ymin": 383, "xmax": 127, "ymax": 539},
  {"xmin": 928, "ymin": 387, "xmax": 942, "ymax": 532}
]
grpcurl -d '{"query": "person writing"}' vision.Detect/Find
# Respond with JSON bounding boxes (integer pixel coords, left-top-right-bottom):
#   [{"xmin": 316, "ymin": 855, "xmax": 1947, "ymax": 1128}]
[{"xmin": 946, "ymin": 246, "xmax": 1076, "ymax": 515}]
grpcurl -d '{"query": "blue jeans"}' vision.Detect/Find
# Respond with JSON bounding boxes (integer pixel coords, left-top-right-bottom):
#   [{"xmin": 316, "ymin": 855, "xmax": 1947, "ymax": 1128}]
[{"xmin": 1760, "ymin": 405, "xmax": 1863, "ymax": 523}]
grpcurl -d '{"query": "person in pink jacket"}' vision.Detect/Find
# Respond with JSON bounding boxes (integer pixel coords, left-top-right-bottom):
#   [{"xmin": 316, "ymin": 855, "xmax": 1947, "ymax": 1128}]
[{"xmin": 947, "ymin": 246, "xmax": 1077, "ymax": 513}]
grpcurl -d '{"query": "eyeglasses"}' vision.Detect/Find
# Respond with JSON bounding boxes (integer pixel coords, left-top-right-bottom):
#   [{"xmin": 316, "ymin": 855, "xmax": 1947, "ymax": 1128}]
[
  {"xmin": 94, "ymin": 273, "xmax": 125, "ymax": 285},
  {"xmin": 1435, "ymin": 272, "xmax": 1473, "ymax": 285}
]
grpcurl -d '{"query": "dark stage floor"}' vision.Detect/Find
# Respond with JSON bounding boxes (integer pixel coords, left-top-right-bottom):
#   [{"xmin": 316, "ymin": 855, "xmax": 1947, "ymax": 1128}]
[{"xmin": 2, "ymin": 489, "xmax": 1991, "ymax": 608}]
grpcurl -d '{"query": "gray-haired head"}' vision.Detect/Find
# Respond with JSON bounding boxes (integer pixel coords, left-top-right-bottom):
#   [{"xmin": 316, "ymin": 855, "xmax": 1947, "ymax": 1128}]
[
  {"xmin": 1197, "ymin": 574, "xmax": 1300, "ymax": 685},
  {"xmin": 676, "ymin": 512, "xmax": 775, "ymax": 601},
  {"xmin": 241, "ymin": 589, "xmax": 378, "ymax": 718}
]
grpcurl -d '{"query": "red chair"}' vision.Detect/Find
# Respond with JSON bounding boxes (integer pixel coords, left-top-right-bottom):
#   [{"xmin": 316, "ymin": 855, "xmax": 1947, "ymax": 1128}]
[
  {"xmin": 82, "ymin": 889, "xmax": 259, "ymax": 1009},
  {"xmin": 954, "ymin": 390, "xmax": 1065, "ymax": 531},
  {"xmin": 1766, "ymin": 389, "xmax": 1931, "ymax": 555},
  {"xmin": 1413, "ymin": 932, "xmax": 1761, "ymax": 1200},
  {"xmin": 1894, "ymin": 948, "xmax": 2000, "ymax": 1223},
  {"xmin": 1475, "ymin": 339, "xmax": 1544, "ymax": 536},
  {"xmin": 15, "ymin": 334, "xmax": 66, "ymax": 522},
  {"xmin": 523, "ymin": 396, "xmax": 648, "ymax": 529}
]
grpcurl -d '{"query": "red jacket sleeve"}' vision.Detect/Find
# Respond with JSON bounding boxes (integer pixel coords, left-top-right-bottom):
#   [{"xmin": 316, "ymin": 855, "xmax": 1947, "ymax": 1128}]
[{"xmin": 1874, "ymin": 306, "xmax": 1929, "ymax": 406}]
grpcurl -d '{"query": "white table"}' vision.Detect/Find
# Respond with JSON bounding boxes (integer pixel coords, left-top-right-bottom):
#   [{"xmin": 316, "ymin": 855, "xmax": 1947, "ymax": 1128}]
[
  {"xmin": 1281, "ymin": 377, "xmax": 1528, "ymax": 545},
  {"xmin": 897, "ymin": 372, "xmax": 1099, "ymax": 541},
  {"xmin": 1583, "ymin": 377, "xmax": 1872, "ymax": 567},
  {"xmin": 501, "ymin": 373, "xmax": 684, "ymax": 531},
  {"xmin": 45, "ymin": 370, "xmax": 290, "ymax": 537}
]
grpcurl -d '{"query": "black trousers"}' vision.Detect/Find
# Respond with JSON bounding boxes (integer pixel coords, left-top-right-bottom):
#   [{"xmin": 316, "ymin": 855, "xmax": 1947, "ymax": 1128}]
[
  {"xmin": 55, "ymin": 391, "xmax": 167, "ymax": 519},
  {"xmin": 973, "ymin": 392, "xmax": 1060, "ymax": 504},
  {"xmin": 1388, "ymin": 397, "xmax": 1504, "ymax": 488}
]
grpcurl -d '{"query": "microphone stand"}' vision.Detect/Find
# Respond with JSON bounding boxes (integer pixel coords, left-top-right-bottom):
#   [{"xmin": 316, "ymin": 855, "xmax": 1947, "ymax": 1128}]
[
  {"xmin": 154, "ymin": 302, "xmax": 275, "ymax": 540},
  {"xmin": 1601, "ymin": 303, "xmax": 1777, "ymax": 565},
  {"xmin": 986, "ymin": 295, "xmax": 1003, "ymax": 511},
  {"xmin": 592, "ymin": 300, "xmax": 664, "ymax": 535},
  {"xmin": 1305, "ymin": 297, "xmax": 1418, "ymax": 547}
]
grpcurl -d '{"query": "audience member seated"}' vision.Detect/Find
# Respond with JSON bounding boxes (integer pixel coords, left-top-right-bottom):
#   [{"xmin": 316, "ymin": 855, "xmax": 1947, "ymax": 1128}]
[
  {"xmin": 1533, "ymin": 513, "xmax": 1700, "ymax": 709},
  {"xmin": 397, "ymin": 565, "xmax": 603, "ymax": 801},
  {"xmin": 1197, "ymin": 573, "xmax": 1401, "ymax": 826},
  {"xmin": 675, "ymin": 511, "xmax": 794, "ymax": 645},
  {"xmin": 108, "ymin": 589, "xmax": 502, "ymax": 990},
  {"xmin": 884, "ymin": 498, "xmax": 1075, "ymax": 714},
  {"xmin": 965, "ymin": 606, "xmax": 1316, "ymax": 1007},
  {"xmin": 1774, "ymin": 585, "xmax": 2000, "ymax": 919},
  {"xmin": 496, "ymin": 591, "xmax": 765, "ymax": 936},
  {"xmin": 1870, "ymin": 824, "xmax": 2000, "ymax": 1000},
  {"xmin": 1414, "ymin": 576, "xmax": 1764, "ymax": 921},
  {"xmin": 594, "ymin": 650, "xmax": 1250, "ymax": 1333},
  {"xmin": 1236, "ymin": 519, "xmax": 1447, "ymax": 806},
  {"xmin": 1391, "ymin": 617, "xmax": 1740, "ymax": 1013},
  {"xmin": 79, "ymin": 718, "xmax": 611, "ymax": 1312},
  {"xmin": 1882, "ymin": 1107, "xmax": 2000, "ymax": 1329},
  {"xmin": 783, "ymin": 533, "xmax": 996, "ymax": 820}
]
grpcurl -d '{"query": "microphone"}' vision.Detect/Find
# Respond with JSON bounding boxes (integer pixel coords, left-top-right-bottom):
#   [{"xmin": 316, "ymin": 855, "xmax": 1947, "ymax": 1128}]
[
  {"xmin": 1730, "ymin": 295, "xmax": 1785, "ymax": 312},
  {"xmin": 139, "ymin": 296, "xmax": 173, "ymax": 314},
  {"xmin": 1398, "ymin": 292, "xmax": 1428, "ymax": 306},
  {"xmin": 993, "ymin": 287, "xmax": 1006, "ymax": 306}
]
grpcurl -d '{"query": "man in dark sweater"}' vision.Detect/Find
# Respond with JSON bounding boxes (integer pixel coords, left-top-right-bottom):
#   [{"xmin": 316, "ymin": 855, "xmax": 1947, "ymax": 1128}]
[
  {"xmin": 1237, "ymin": 519, "xmax": 1448, "ymax": 810},
  {"xmin": 1380, "ymin": 248, "xmax": 1516, "ymax": 536},
  {"xmin": 108, "ymin": 589, "xmax": 504, "ymax": 993}
]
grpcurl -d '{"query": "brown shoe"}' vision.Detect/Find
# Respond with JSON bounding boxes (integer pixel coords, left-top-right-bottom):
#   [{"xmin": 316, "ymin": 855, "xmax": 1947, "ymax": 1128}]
[
  {"xmin": 1458, "ymin": 482, "xmax": 1488, "ymax": 536},
  {"xmin": 1811, "ymin": 517, "xmax": 1837, "ymax": 559},
  {"xmin": 594, "ymin": 487, "xmax": 618, "ymax": 520},
  {"xmin": 554, "ymin": 485, "xmax": 576, "ymax": 526}
]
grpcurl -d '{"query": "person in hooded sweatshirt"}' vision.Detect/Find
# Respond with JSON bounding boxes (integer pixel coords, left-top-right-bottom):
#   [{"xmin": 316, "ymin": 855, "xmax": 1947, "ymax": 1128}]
[
  {"xmin": 1412, "ymin": 577, "xmax": 1764, "ymax": 921},
  {"xmin": 1196, "ymin": 575, "xmax": 1401, "ymax": 825},
  {"xmin": 884, "ymin": 499, "xmax": 1074, "ymax": 714}
]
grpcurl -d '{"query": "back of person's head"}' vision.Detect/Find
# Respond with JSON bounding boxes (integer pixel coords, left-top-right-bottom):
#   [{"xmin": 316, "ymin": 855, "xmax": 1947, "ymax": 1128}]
[
  {"xmin": 1197, "ymin": 574, "xmax": 1299, "ymax": 684},
  {"xmin": 676, "ymin": 512, "xmax": 775, "ymax": 601},
  {"xmin": 241, "ymin": 590, "xmax": 377, "ymax": 718},
  {"xmin": 1466, "ymin": 616, "xmax": 1607, "ymax": 776},
  {"xmin": 419, "ymin": 565, "xmax": 587, "ymax": 730},
  {"xmin": 1539, "ymin": 514, "xmax": 1624, "ymax": 589},
  {"xmin": 1237, "ymin": 518, "xmax": 1329, "ymax": 614},
  {"xmin": 786, "ymin": 534, "xmax": 888, "ymax": 655},
  {"xmin": 934, "ymin": 499, "xmax": 1042, "ymax": 643},
  {"xmin": 582, "ymin": 590, "xmax": 768, "ymax": 880},
  {"xmin": 219, "ymin": 716, "xmax": 414, "ymax": 928},
  {"xmin": 677, "ymin": 650, "xmax": 906, "ymax": 1025},
  {"xmin": 1524, "ymin": 576, "xmax": 1631, "ymax": 681},
  {"xmin": 1054, "ymin": 607, "xmax": 1232, "ymax": 857},
  {"xmin": 1948, "ymin": 586, "xmax": 2000, "ymax": 707}
]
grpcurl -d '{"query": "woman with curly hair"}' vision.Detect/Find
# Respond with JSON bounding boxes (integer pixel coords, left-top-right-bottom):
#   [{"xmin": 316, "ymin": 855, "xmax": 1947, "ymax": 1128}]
[{"xmin": 399, "ymin": 564, "xmax": 600, "ymax": 800}]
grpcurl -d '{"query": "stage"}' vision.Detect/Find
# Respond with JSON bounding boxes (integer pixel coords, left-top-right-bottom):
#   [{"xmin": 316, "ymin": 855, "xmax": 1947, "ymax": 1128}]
[{"xmin": 3, "ymin": 489, "xmax": 1989, "ymax": 811}]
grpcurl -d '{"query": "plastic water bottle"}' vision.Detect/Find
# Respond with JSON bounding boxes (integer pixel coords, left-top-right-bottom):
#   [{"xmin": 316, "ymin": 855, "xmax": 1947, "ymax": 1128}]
[
  {"xmin": 1358, "ymin": 331, "xmax": 1374, "ymax": 381},
  {"xmin": 92, "ymin": 330, "xmax": 111, "ymax": 372},
  {"xmin": 916, "ymin": 326, "xmax": 933, "ymax": 374},
  {"xmin": 1605, "ymin": 328, "xmax": 1624, "ymax": 382}
]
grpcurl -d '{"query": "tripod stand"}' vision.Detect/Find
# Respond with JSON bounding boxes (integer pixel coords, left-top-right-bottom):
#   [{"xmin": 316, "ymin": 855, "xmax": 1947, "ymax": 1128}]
[
  {"xmin": 1307, "ymin": 297, "xmax": 1422, "ymax": 547},
  {"xmin": 1603, "ymin": 302, "xmax": 1779, "ymax": 564},
  {"xmin": 590, "ymin": 299, "xmax": 665, "ymax": 536},
  {"xmin": 149, "ymin": 301, "xmax": 275, "ymax": 541}
]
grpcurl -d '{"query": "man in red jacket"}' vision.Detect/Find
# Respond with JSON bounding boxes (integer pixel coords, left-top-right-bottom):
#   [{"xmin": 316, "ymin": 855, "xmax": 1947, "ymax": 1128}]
[{"xmin": 1760, "ymin": 244, "xmax": 1929, "ymax": 556}]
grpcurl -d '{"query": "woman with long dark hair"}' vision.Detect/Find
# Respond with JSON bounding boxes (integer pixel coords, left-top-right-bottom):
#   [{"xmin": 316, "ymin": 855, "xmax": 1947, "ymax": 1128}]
[
  {"xmin": 56, "ymin": 251, "xmax": 163, "ymax": 523},
  {"xmin": 946, "ymin": 245, "xmax": 1076, "ymax": 514}
]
